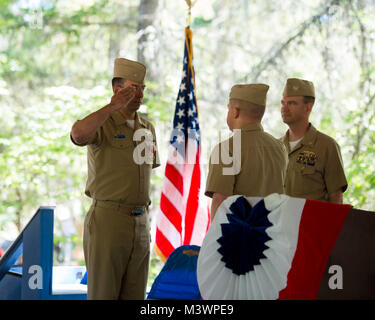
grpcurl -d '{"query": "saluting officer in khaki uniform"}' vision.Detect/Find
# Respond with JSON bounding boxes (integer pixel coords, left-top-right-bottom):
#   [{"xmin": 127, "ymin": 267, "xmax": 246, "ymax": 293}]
[
  {"xmin": 70, "ymin": 58, "xmax": 159, "ymax": 300},
  {"xmin": 205, "ymin": 84, "xmax": 288, "ymax": 220},
  {"xmin": 280, "ymin": 78, "xmax": 347, "ymax": 203}
]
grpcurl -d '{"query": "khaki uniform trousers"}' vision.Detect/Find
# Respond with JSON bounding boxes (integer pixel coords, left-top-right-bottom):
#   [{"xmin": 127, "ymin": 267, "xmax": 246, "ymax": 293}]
[{"xmin": 83, "ymin": 199, "xmax": 150, "ymax": 300}]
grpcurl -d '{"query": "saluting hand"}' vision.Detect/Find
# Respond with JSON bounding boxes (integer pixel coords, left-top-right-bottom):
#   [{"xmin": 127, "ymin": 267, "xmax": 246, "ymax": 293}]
[{"xmin": 108, "ymin": 86, "xmax": 136, "ymax": 112}]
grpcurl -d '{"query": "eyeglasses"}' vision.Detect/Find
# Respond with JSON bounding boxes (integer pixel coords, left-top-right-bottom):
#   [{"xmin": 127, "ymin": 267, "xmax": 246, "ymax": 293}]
[
  {"xmin": 131, "ymin": 84, "xmax": 146, "ymax": 92},
  {"xmin": 117, "ymin": 84, "xmax": 146, "ymax": 92}
]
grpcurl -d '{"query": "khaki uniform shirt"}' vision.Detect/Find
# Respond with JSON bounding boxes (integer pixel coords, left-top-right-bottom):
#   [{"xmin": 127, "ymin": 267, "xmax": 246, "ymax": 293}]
[
  {"xmin": 72, "ymin": 111, "xmax": 160, "ymax": 205},
  {"xmin": 281, "ymin": 123, "xmax": 347, "ymax": 201},
  {"xmin": 205, "ymin": 123, "xmax": 288, "ymax": 198}
]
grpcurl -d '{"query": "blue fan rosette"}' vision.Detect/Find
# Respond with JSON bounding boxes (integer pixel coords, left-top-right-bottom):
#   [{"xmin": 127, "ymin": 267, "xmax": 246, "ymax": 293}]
[{"xmin": 217, "ymin": 196, "xmax": 272, "ymax": 275}]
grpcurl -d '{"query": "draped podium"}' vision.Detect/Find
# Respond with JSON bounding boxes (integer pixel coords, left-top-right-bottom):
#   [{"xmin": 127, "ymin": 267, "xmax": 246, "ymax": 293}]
[{"xmin": 197, "ymin": 194, "xmax": 375, "ymax": 300}]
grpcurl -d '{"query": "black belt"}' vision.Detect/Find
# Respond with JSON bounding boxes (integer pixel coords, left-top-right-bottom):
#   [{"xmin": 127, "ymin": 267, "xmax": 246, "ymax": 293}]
[{"xmin": 92, "ymin": 199, "xmax": 148, "ymax": 216}]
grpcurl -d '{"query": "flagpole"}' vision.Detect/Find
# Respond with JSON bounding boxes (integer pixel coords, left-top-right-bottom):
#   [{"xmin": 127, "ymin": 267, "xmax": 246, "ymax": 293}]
[
  {"xmin": 154, "ymin": 0, "xmax": 209, "ymax": 263},
  {"xmin": 184, "ymin": 0, "xmax": 199, "ymax": 115},
  {"xmin": 185, "ymin": 0, "xmax": 198, "ymax": 28}
]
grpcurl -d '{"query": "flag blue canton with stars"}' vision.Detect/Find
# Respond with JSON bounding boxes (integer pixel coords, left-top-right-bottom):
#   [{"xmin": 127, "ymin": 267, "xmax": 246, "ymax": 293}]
[{"xmin": 170, "ymin": 39, "xmax": 201, "ymax": 157}]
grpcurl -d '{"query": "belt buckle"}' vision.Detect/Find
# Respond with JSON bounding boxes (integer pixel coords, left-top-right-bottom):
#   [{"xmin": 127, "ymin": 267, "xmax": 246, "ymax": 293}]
[{"xmin": 131, "ymin": 209, "xmax": 143, "ymax": 216}]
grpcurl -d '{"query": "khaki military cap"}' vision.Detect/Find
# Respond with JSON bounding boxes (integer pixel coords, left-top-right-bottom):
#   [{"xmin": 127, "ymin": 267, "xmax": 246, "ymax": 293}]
[
  {"xmin": 283, "ymin": 78, "xmax": 315, "ymax": 98},
  {"xmin": 229, "ymin": 84, "xmax": 269, "ymax": 107},
  {"xmin": 113, "ymin": 58, "xmax": 146, "ymax": 83}
]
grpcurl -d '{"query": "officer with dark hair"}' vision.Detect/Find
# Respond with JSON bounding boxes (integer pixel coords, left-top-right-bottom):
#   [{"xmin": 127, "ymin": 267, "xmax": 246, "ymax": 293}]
[{"xmin": 71, "ymin": 58, "xmax": 159, "ymax": 299}]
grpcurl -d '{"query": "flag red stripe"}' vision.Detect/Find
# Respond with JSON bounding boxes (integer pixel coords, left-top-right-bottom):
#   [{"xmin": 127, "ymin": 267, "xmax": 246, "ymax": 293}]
[
  {"xmin": 165, "ymin": 163, "xmax": 183, "ymax": 195},
  {"xmin": 160, "ymin": 193, "xmax": 182, "ymax": 233},
  {"xmin": 183, "ymin": 155, "xmax": 201, "ymax": 245},
  {"xmin": 155, "ymin": 227, "xmax": 175, "ymax": 261},
  {"xmin": 278, "ymin": 200, "xmax": 351, "ymax": 300}
]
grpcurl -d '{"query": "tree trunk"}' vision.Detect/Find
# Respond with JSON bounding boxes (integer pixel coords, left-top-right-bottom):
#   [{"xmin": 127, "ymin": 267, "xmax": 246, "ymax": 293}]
[
  {"xmin": 108, "ymin": 5, "xmax": 128, "ymax": 75},
  {"xmin": 137, "ymin": 0, "xmax": 160, "ymax": 83},
  {"xmin": 108, "ymin": 25, "xmax": 121, "ymax": 73}
]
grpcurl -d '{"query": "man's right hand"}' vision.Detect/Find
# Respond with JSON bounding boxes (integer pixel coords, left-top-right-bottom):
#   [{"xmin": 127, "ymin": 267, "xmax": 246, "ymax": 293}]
[
  {"xmin": 71, "ymin": 86, "xmax": 136, "ymax": 145},
  {"xmin": 108, "ymin": 86, "xmax": 136, "ymax": 112}
]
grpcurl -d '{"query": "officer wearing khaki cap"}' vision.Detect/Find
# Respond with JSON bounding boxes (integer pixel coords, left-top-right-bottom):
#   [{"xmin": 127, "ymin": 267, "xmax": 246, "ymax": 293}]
[
  {"xmin": 280, "ymin": 78, "xmax": 347, "ymax": 203},
  {"xmin": 70, "ymin": 58, "xmax": 160, "ymax": 299},
  {"xmin": 205, "ymin": 84, "xmax": 288, "ymax": 220}
]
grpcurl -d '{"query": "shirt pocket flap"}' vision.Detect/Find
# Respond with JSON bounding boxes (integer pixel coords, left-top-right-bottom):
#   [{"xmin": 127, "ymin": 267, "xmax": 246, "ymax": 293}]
[
  {"xmin": 109, "ymin": 137, "xmax": 133, "ymax": 149},
  {"xmin": 301, "ymin": 166, "xmax": 315, "ymax": 175}
]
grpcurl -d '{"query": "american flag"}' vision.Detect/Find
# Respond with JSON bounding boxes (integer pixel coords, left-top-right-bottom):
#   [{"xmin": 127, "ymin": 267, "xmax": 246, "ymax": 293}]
[{"xmin": 155, "ymin": 28, "xmax": 210, "ymax": 262}]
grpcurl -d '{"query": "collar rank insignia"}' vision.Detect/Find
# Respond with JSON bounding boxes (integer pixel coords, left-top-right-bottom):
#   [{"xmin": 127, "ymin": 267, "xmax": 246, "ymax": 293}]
[{"xmin": 296, "ymin": 150, "xmax": 316, "ymax": 166}]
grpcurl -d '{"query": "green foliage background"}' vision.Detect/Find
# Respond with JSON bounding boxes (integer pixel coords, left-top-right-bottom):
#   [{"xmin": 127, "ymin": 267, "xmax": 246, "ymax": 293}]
[{"xmin": 0, "ymin": 0, "xmax": 374, "ymax": 288}]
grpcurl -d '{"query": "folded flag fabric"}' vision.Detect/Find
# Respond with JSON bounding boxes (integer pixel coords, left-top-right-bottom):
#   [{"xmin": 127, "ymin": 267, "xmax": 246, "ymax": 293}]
[
  {"xmin": 197, "ymin": 193, "xmax": 351, "ymax": 300},
  {"xmin": 148, "ymin": 245, "xmax": 202, "ymax": 300}
]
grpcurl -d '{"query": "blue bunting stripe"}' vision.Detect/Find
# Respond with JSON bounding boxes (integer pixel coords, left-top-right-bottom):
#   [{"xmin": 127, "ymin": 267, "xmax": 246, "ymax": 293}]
[{"xmin": 217, "ymin": 196, "xmax": 272, "ymax": 275}]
